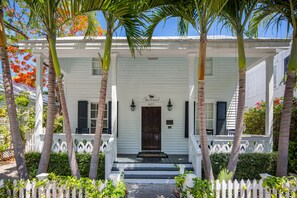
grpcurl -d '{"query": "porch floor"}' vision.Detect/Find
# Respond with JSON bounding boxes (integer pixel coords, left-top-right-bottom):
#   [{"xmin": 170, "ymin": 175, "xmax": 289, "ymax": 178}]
[{"xmin": 116, "ymin": 154, "xmax": 189, "ymax": 164}]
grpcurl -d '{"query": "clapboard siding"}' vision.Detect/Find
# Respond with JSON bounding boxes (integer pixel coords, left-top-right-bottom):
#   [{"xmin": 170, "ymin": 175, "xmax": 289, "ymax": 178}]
[
  {"xmin": 59, "ymin": 56, "xmax": 240, "ymax": 155},
  {"xmin": 117, "ymin": 57, "xmax": 188, "ymax": 154},
  {"xmin": 193, "ymin": 58, "xmax": 238, "ymax": 131},
  {"xmin": 59, "ymin": 58, "xmax": 112, "ymax": 132}
]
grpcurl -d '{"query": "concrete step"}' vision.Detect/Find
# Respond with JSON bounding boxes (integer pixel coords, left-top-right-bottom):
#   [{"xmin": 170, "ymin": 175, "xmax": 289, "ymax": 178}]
[{"xmin": 111, "ymin": 162, "xmax": 194, "ymax": 184}]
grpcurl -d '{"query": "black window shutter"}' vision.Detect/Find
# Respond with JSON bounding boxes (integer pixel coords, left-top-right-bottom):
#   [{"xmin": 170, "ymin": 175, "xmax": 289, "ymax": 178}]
[
  {"xmin": 77, "ymin": 101, "xmax": 88, "ymax": 133},
  {"xmin": 117, "ymin": 101, "xmax": 119, "ymax": 137},
  {"xmin": 284, "ymin": 55, "xmax": 290, "ymax": 75},
  {"xmin": 194, "ymin": 101, "xmax": 196, "ymax": 135},
  {"xmin": 185, "ymin": 101, "xmax": 189, "ymax": 138},
  {"xmin": 216, "ymin": 101, "xmax": 227, "ymax": 135},
  {"xmin": 107, "ymin": 101, "xmax": 112, "ymax": 134}
]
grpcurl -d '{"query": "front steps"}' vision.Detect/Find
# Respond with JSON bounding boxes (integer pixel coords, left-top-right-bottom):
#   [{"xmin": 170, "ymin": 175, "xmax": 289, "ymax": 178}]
[{"xmin": 110, "ymin": 162, "xmax": 194, "ymax": 184}]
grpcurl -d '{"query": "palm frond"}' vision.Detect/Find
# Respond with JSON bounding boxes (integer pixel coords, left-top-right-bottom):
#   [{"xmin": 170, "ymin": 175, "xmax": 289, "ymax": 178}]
[{"xmin": 145, "ymin": 2, "xmax": 197, "ymax": 46}]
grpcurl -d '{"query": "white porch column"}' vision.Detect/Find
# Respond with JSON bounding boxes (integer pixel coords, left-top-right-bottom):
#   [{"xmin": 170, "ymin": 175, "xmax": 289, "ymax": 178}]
[
  {"xmin": 111, "ymin": 53, "xmax": 118, "ymax": 159},
  {"xmin": 188, "ymin": 53, "xmax": 196, "ymax": 162},
  {"xmin": 265, "ymin": 55, "xmax": 274, "ymax": 151},
  {"xmin": 34, "ymin": 52, "xmax": 45, "ymax": 152}
]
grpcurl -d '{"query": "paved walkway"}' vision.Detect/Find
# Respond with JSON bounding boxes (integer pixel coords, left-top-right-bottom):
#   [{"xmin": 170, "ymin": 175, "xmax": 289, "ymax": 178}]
[
  {"xmin": 0, "ymin": 160, "xmax": 18, "ymax": 180},
  {"xmin": 126, "ymin": 183, "xmax": 176, "ymax": 198}
]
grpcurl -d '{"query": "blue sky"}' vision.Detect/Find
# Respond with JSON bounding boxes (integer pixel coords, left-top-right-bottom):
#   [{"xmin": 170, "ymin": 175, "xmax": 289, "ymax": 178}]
[
  {"xmin": 99, "ymin": 15, "xmax": 292, "ymax": 38},
  {"xmin": 0, "ymin": 15, "xmax": 292, "ymax": 74}
]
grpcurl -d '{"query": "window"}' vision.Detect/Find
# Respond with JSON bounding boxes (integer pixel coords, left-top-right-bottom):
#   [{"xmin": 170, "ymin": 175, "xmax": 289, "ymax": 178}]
[
  {"xmin": 205, "ymin": 58, "xmax": 213, "ymax": 75},
  {"xmin": 195, "ymin": 103, "xmax": 214, "ymax": 134},
  {"xmin": 92, "ymin": 58, "xmax": 102, "ymax": 75},
  {"xmin": 90, "ymin": 103, "xmax": 108, "ymax": 134}
]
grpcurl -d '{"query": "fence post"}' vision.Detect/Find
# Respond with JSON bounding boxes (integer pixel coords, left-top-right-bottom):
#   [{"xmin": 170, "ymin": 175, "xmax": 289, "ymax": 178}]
[{"xmin": 195, "ymin": 151, "xmax": 202, "ymax": 178}]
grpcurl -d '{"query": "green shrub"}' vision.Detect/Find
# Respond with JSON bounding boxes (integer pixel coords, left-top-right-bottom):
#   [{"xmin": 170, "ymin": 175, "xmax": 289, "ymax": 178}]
[
  {"xmin": 25, "ymin": 152, "xmax": 105, "ymax": 179},
  {"xmin": 288, "ymin": 141, "xmax": 297, "ymax": 174},
  {"xmin": 210, "ymin": 153, "xmax": 277, "ymax": 180},
  {"xmin": 244, "ymin": 98, "xmax": 297, "ymax": 151},
  {"xmin": 0, "ymin": 173, "xmax": 126, "ymax": 198}
]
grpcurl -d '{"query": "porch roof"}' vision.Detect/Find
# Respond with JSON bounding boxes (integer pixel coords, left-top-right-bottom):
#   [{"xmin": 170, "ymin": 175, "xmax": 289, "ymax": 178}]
[{"xmin": 18, "ymin": 36, "xmax": 290, "ymax": 59}]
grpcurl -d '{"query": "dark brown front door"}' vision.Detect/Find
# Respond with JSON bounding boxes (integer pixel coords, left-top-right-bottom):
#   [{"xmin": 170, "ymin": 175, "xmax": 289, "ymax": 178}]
[{"xmin": 142, "ymin": 107, "xmax": 161, "ymax": 150}]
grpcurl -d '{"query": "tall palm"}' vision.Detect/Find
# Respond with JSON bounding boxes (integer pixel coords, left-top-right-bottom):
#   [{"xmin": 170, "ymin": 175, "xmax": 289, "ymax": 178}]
[
  {"xmin": 0, "ymin": 0, "xmax": 29, "ymax": 179},
  {"xmin": 146, "ymin": 0, "xmax": 227, "ymax": 180},
  {"xmin": 37, "ymin": 47, "xmax": 55, "ymax": 174},
  {"xmin": 250, "ymin": 0, "xmax": 297, "ymax": 176},
  {"xmin": 219, "ymin": 0, "xmax": 259, "ymax": 174},
  {"xmin": 89, "ymin": 1, "xmax": 146, "ymax": 179},
  {"xmin": 23, "ymin": 0, "xmax": 102, "ymax": 177}
]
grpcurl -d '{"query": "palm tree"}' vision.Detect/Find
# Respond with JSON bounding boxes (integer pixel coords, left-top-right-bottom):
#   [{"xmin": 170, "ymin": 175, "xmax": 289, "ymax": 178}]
[
  {"xmin": 146, "ymin": 0, "xmax": 228, "ymax": 180},
  {"xmin": 219, "ymin": 0, "xmax": 259, "ymax": 174},
  {"xmin": 37, "ymin": 47, "xmax": 55, "ymax": 174},
  {"xmin": 23, "ymin": 0, "xmax": 99, "ymax": 177},
  {"xmin": 89, "ymin": 1, "xmax": 146, "ymax": 179},
  {"xmin": 250, "ymin": 0, "xmax": 297, "ymax": 176},
  {"xmin": 0, "ymin": 0, "xmax": 29, "ymax": 179}
]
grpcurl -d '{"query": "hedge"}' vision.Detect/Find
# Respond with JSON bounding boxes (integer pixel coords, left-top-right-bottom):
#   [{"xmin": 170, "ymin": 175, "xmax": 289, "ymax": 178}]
[
  {"xmin": 210, "ymin": 153, "xmax": 278, "ymax": 180},
  {"xmin": 25, "ymin": 152, "xmax": 104, "ymax": 179}
]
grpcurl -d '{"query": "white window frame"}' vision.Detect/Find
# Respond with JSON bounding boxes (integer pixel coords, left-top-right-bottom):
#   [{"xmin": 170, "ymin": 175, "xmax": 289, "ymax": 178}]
[
  {"xmin": 92, "ymin": 58, "xmax": 102, "ymax": 76},
  {"xmin": 205, "ymin": 57, "xmax": 213, "ymax": 75},
  {"xmin": 195, "ymin": 101, "xmax": 215, "ymax": 135},
  {"xmin": 89, "ymin": 102, "xmax": 108, "ymax": 134}
]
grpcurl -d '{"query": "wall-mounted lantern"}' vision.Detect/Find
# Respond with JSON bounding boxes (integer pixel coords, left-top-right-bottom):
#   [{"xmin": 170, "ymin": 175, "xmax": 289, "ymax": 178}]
[
  {"xmin": 130, "ymin": 99, "xmax": 136, "ymax": 111},
  {"xmin": 167, "ymin": 99, "xmax": 173, "ymax": 111}
]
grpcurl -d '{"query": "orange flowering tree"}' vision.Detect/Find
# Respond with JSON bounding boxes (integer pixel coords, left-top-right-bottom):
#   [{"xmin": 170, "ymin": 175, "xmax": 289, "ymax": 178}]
[{"xmin": 4, "ymin": 1, "xmax": 104, "ymax": 88}]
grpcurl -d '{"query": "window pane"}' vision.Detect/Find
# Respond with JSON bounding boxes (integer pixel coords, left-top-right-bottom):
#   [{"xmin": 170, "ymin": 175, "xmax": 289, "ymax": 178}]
[
  {"xmin": 91, "ymin": 103, "xmax": 97, "ymax": 110},
  {"xmin": 205, "ymin": 58, "xmax": 213, "ymax": 75},
  {"xmin": 91, "ymin": 128, "xmax": 95, "ymax": 134},
  {"xmin": 91, "ymin": 120, "xmax": 96, "ymax": 127},
  {"xmin": 92, "ymin": 58, "xmax": 102, "ymax": 75},
  {"xmin": 91, "ymin": 111, "xmax": 98, "ymax": 118},
  {"xmin": 103, "ymin": 120, "xmax": 108, "ymax": 128}
]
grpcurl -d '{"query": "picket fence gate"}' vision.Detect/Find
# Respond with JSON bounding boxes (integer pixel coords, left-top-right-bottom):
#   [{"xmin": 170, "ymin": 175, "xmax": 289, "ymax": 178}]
[{"xmin": 0, "ymin": 179, "xmax": 109, "ymax": 198}]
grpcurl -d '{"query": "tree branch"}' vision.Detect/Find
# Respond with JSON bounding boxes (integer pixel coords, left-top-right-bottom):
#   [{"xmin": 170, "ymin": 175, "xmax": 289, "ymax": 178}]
[{"xmin": 4, "ymin": 21, "xmax": 29, "ymax": 40}]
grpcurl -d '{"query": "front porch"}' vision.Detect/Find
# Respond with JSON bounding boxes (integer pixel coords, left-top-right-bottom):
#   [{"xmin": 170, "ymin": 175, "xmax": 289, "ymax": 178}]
[{"xmin": 25, "ymin": 132, "xmax": 271, "ymax": 181}]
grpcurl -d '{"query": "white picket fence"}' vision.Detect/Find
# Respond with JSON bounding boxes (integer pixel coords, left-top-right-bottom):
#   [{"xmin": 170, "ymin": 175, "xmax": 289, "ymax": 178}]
[
  {"xmin": 0, "ymin": 173, "xmax": 123, "ymax": 198},
  {"xmin": 182, "ymin": 173, "xmax": 297, "ymax": 198}
]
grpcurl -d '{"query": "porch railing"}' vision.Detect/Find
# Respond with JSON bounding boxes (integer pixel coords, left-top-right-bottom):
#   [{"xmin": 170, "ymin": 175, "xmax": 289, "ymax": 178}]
[
  {"xmin": 193, "ymin": 135, "xmax": 271, "ymax": 154},
  {"xmin": 189, "ymin": 134, "xmax": 271, "ymax": 178},
  {"xmin": 103, "ymin": 137, "xmax": 116, "ymax": 179},
  {"xmin": 29, "ymin": 133, "xmax": 111, "ymax": 153}
]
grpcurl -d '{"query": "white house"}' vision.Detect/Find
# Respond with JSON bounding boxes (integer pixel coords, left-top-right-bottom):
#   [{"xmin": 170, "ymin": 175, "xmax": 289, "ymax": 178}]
[
  {"xmin": 246, "ymin": 47, "xmax": 295, "ymax": 108},
  {"xmin": 19, "ymin": 36, "xmax": 290, "ymax": 181}
]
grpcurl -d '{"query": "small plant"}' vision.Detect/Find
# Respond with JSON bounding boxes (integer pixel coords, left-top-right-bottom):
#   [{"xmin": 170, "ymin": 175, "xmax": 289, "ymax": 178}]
[
  {"xmin": 218, "ymin": 168, "xmax": 233, "ymax": 182},
  {"xmin": 175, "ymin": 173, "xmax": 214, "ymax": 198},
  {"xmin": 190, "ymin": 177, "xmax": 214, "ymax": 198},
  {"xmin": 263, "ymin": 176, "xmax": 297, "ymax": 198},
  {"xmin": 174, "ymin": 172, "xmax": 188, "ymax": 197}
]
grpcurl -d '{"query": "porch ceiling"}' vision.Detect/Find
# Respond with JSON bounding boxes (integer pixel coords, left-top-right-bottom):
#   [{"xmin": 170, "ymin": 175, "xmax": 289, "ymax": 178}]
[{"xmin": 19, "ymin": 36, "xmax": 290, "ymax": 59}]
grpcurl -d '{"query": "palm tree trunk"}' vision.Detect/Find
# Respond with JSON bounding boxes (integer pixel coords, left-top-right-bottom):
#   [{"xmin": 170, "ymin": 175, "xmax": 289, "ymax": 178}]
[
  {"xmin": 227, "ymin": 35, "xmax": 246, "ymax": 173},
  {"xmin": 276, "ymin": 37, "xmax": 297, "ymax": 176},
  {"xmin": 89, "ymin": 70, "xmax": 109, "ymax": 179},
  {"xmin": 48, "ymin": 37, "xmax": 80, "ymax": 178},
  {"xmin": 0, "ymin": 2, "xmax": 28, "ymax": 179},
  {"xmin": 89, "ymin": 30, "xmax": 112, "ymax": 179},
  {"xmin": 198, "ymin": 34, "xmax": 214, "ymax": 180},
  {"xmin": 37, "ymin": 49, "xmax": 55, "ymax": 174}
]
